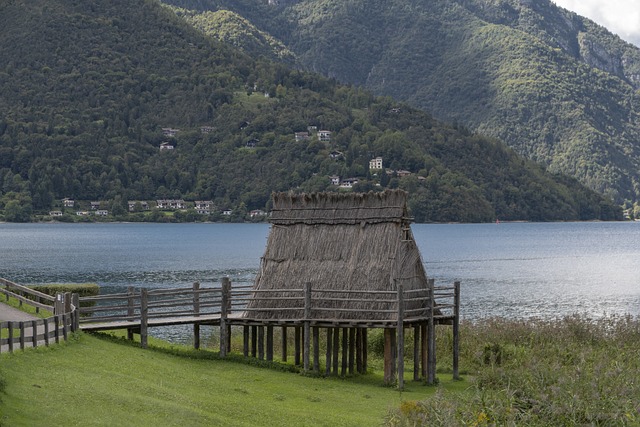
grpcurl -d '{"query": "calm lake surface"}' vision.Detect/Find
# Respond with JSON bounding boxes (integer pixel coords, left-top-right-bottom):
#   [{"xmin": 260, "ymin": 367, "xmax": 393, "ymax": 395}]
[{"xmin": 1, "ymin": 222, "xmax": 639, "ymax": 340}]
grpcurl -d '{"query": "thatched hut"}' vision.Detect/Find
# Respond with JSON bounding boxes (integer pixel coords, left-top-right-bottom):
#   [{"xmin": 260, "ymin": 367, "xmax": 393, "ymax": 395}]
[
  {"xmin": 233, "ymin": 190, "xmax": 458, "ymax": 387},
  {"xmin": 246, "ymin": 190, "xmax": 428, "ymax": 322}
]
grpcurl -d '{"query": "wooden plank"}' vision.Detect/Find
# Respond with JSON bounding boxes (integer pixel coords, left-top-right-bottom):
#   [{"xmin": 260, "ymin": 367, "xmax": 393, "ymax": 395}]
[
  {"xmin": 397, "ymin": 283, "xmax": 405, "ymax": 390},
  {"xmin": 258, "ymin": 326, "xmax": 265, "ymax": 360},
  {"xmin": 312, "ymin": 326, "xmax": 319, "ymax": 373},
  {"xmin": 294, "ymin": 326, "xmax": 301, "ymax": 366},
  {"xmin": 140, "ymin": 289, "xmax": 148, "ymax": 349},
  {"xmin": 453, "ymin": 281, "xmax": 460, "ymax": 380},
  {"xmin": 266, "ymin": 325, "xmax": 274, "ymax": 361},
  {"xmin": 348, "ymin": 328, "xmax": 355, "ymax": 375},
  {"xmin": 243, "ymin": 325, "xmax": 249, "ymax": 357},
  {"xmin": 383, "ymin": 328, "xmax": 392, "ymax": 384},
  {"xmin": 362, "ymin": 328, "xmax": 368, "ymax": 373},
  {"xmin": 251, "ymin": 325, "xmax": 257, "ymax": 358}
]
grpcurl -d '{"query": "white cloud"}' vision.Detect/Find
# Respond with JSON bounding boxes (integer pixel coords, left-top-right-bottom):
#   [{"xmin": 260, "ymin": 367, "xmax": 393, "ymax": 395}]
[{"xmin": 552, "ymin": 0, "xmax": 640, "ymax": 46}]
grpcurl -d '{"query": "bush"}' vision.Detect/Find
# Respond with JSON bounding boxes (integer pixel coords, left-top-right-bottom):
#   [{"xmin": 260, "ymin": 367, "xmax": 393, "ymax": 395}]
[{"xmin": 31, "ymin": 283, "xmax": 99, "ymax": 314}]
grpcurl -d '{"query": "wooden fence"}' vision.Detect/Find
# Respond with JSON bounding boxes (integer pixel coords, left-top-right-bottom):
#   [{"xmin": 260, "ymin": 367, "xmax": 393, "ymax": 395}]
[{"xmin": 0, "ymin": 278, "xmax": 79, "ymax": 353}]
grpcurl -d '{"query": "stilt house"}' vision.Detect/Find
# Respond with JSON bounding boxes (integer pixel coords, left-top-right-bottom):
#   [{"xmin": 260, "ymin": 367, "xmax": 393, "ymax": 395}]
[{"xmin": 236, "ymin": 190, "xmax": 460, "ymax": 386}]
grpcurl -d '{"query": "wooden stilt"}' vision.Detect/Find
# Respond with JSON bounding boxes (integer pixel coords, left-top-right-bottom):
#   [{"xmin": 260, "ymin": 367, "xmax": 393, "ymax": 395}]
[
  {"xmin": 413, "ymin": 324, "xmax": 420, "ymax": 381},
  {"xmin": 341, "ymin": 328, "xmax": 348, "ymax": 376},
  {"xmin": 362, "ymin": 328, "xmax": 368, "ymax": 373},
  {"xmin": 266, "ymin": 325, "xmax": 274, "ymax": 361},
  {"xmin": 421, "ymin": 320, "xmax": 428, "ymax": 379},
  {"xmin": 348, "ymin": 327, "xmax": 355, "ymax": 375},
  {"xmin": 295, "ymin": 326, "xmax": 301, "ymax": 366},
  {"xmin": 427, "ymin": 278, "xmax": 436, "ymax": 385},
  {"xmin": 243, "ymin": 325, "xmax": 249, "ymax": 357},
  {"xmin": 251, "ymin": 325, "xmax": 257, "ymax": 358},
  {"xmin": 326, "ymin": 328, "xmax": 333, "ymax": 375},
  {"xmin": 313, "ymin": 326, "xmax": 320, "ymax": 373},
  {"xmin": 383, "ymin": 328, "xmax": 393, "ymax": 384},
  {"xmin": 258, "ymin": 326, "xmax": 265, "ymax": 360},
  {"xmin": 303, "ymin": 283, "xmax": 311, "ymax": 372},
  {"xmin": 140, "ymin": 288, "xmax": 148, "ymax": 349},
  {"xmin": 194, "ymin": 323, "xmax": 200, "ymax": 350},
  {"xmin": 356, "ymin": 328, "xmax": 363, "ymax": 374},
  {"xmin": 281, "ymin": 326, "xmax": 287, "ymax": 362},
  {"xmin": 453, "ymin": 281, "xmax": 460, "ymax": 380},
  {"xmin": 332, "ymin": 327, "xmax": 339, "ymax": 375},
  {"xmin": 397, "ymin": 283, "xmax": 405, "ymax": 389}
]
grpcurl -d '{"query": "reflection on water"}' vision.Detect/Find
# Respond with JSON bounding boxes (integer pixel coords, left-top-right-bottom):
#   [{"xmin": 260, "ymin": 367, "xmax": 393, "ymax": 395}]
[{"xmin": 2, "ymin": 221, "xmax": 640, "ymax": 343}]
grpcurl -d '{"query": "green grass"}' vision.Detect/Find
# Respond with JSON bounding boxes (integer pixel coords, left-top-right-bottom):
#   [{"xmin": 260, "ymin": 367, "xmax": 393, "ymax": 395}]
[
  {"xmin": 387, "ymin": 315, "xmax": 640, "ymax": 426},
  {"xmin": 0, "ymin": 332, "xmax": 461, "ymax": 426},
  {"xmin": 2, "ymin": 296, "xmax": 53, "ymax": 318}
]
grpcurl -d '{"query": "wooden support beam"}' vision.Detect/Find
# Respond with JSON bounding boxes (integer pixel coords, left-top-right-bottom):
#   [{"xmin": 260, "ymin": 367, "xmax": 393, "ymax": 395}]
[
  {"xmin": 362, "ymin": 328, "xmax": 368, "ymax": 373},
  {"xmin": 356, "ymin": 327, "xmax": 363, "ymax": 374},
  {"xmin": 348, "ymin": 327, "xmax": 355, "ymax": 375},
  {"xmin": 281, "ymin": 326, "xmax": 287, "ymax": 362},
  {"xmin": 219, "ymin": 278, "xmax": 230, "ymax": 357},
  {"xmin": 341, "ymin": 328, "xmax": 348, "ymax": 376},
  {"xmin": 243, "ymin": 325, "xmax": 249, "ymax": 357},
  {"xmin": 427, "ymin": 278, "xmax": 436, "ymax": 385},
  {"xmin": 383, "ymin": 328, "xmax": 393, "ymax": 385},
  {"xmin": 127, "ymin": 286, "xmax": 135, "ymax": 341},
  {"xmin": 294, "ymin": 326, "xmax": 301, "ymax": 366},
  {"xmin": 413, "ymin": 324, "xmax": 420, "ymax": 381},
  {"xmin": 421, "ymin": 320, "xmax": 427, "ymax": 379},
  {"xmin": 332, "ymin": 327, "xmax": 339, "ymax": 375},
  {"xmin": 258, "ymin": 326, "xmax": 265, "ymax": 360},
  {"xmin": 313, "ymin": 326, "xmax": 320, "ymax": 373},
  {"xmin": 140, "ymin": 288, "xmax": 148, "ymax": 349},
  {"xmin": 266, "ymin": 325, "xmax": 274, "ymax": 361},
  {"xmin": 251, "ymin": 325, "xmax": 257, "ymax": 358},
  {"xmin": 326, "ymin": 328, "xmax": 333, "ymax": 375},
  {"xmin": 453, "ymin": 281, "xmax": 461, "ymax": 380},
  {"xmin": 303, "ymin": 283, "xmax": 311, "ymax": 372}
]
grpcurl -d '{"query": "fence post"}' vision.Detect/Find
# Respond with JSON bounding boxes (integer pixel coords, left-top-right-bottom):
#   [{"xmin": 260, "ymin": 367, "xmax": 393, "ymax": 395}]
[
  {"xmin": 54, "ymin": 293, "xmax": 64, "ymax": 316},
  {"xmin": 140, "ymin": 288, "xmax": 148, "ymax": 349},
  {"xmin": 397, "ymin": 282, "xmax": 405, "ymax": 390},
  {"xmin": 219, "ymin": 277, "xmax": 231, "ymax": 357},
  {"xmin": 44, "ymin": 318, "xmax": 50, "ymax": 347},
  {"xmin": 303, "ymin": 282, "xmax": 311, "ymax": 372},
  {"xmin": 20, "ymin": 321, "xmax": 26, "ymax": 350},
  {"xmin": 453, "ymin": 281, "xmax": 460, "ymax": 380},
  {"xmin": 193, "ymin": 282, "xmax": 200, "ymax": 350},
  {"xmin": 427, "ymin": 278, "xmax": 436, "ymax": 385},
  {"xmin": 31, "ymin": 320, "xmax": 38, "ymax": 348},
  {"xmin": 72, "ymin": 293, "xmax": 80, "ymax": 332},
  {"xmin": 127, "ymin": 287, "xmax": 135, "ymax": 341},
  {"xmin": 8, "ymin": 321, "xmax": 14, "ymax": 352},
  {"xmin": 64, "ymin": 292, "xmax": 71, "ymax": 314}
]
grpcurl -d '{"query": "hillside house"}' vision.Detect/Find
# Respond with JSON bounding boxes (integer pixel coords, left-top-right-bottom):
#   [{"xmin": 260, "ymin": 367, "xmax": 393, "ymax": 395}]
[
  {"xmin": 339, "ymin": 178, "xmax": 359, "ymax": 189},
  {"xmin": 95, "ymin": 210, "xmax": 109, "ymax": 217},
  {"xmin": 62, "ymin": 198, "xmax": 74, "ymax": 208},
  {"xmin": 369, "ymin": 157, "xmax": 383, "ymax": 170},
  {"xmin": 195, "ymin": 201, "xmax": 213, "ymax": 215},
  {"xmin": 250, "ymin": 209, "xmax": 267, "ymax": 218},
  {"xmin": 49, "ymin": 211, "xmax": 63, "ymax": 217},
  {"xmin": 90, "ymin": 201, "xmax": 101, "ymax": 210},
  {"xmin": 160, "ymin": 142, "xmax": 174, "ymax": 151},
  {"xmin": 128, "ymin": 201, "xmax": 150, "ymax": 212},
  {"xmin": 329, "ymin": 175, "xmax": 340, "ymax": 186},
  {"xmin": 200, "ymin": 126, "xmax": 215, "ymax": 134},
  {"xmin": 396, "ymin": 170, "xmax": 412, "ymax": 178},
  {"xmin": 317, "ymin": 130, "xmax": 332, "ymax": 142},
  {"xmin": 294, "ymin": 132, "xmax": 310, "ymax": 141},
  {"xmin": 156, "ymin": 199, "xmax": 186, "ymax": 210}
]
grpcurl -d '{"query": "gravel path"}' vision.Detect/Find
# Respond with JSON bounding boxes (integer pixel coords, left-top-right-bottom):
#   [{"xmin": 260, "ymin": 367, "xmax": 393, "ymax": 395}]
[{"xmin": 0, "ymin": 302, "xmax": 38, "ymax": 322}]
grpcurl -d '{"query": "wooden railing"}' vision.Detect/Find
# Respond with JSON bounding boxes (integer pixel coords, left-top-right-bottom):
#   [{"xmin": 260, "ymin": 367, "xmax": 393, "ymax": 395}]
[{"xmin": 0, "ymin": 278, "xmax": 79, "ymax": 353}]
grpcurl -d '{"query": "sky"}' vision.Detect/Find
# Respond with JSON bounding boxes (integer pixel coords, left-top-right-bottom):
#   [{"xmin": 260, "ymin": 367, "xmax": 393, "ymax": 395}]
[{"xmin": 552, "ymin": 0, "xmax": 640, "ymax": 46}]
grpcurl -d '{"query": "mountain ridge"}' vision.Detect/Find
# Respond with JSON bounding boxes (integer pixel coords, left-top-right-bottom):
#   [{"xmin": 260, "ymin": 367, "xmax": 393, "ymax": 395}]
[
  {"xmin": 0, "ymin": 0, "xmax": 621, "ymax": 222},
  {"xmin": 162, "ymin": 0, "xmax": 640, "ymax": 206}
]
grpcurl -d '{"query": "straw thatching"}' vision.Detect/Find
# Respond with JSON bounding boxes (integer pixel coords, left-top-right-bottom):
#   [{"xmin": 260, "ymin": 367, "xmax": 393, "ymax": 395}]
[{"xmin": 245, "ymin": 190, "xmax": 430, "ymax": 322}]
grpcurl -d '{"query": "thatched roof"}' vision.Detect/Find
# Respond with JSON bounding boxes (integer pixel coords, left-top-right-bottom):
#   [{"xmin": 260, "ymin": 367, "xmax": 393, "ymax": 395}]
[{"xmin": 245, "ymin": 190, "xmax": 430, "ymax": 322}]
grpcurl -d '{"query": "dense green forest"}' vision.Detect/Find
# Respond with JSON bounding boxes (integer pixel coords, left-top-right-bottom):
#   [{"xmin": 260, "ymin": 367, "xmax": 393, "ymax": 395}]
[
  {"xmin": 161, "ymin": 0, "xmax": 640, "ymax": 209},
  {"xmin": 0, "ymin": 0, "xmax": 621, "ymax": 223}
]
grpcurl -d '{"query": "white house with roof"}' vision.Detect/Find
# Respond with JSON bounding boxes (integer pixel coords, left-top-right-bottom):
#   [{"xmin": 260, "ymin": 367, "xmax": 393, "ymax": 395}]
[{"xmin": 369, "ymin": 157, "xmax": 383, "ymax": 170}]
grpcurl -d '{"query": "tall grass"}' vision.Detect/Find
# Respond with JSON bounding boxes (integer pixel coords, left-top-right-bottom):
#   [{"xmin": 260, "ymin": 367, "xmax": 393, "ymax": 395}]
[{"xmin": 387, "ymin": 314, "xmax": 640, "ymax": 426}]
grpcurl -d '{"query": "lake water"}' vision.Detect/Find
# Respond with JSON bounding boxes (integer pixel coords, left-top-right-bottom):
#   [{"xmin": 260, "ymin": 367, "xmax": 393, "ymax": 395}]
[{"xmin": 1, "ymin": 222, "xmax": 639, "ymax": 340}]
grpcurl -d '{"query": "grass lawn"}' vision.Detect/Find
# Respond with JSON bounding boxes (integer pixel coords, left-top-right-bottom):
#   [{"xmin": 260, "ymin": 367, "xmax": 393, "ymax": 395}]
[{"xmin": 0, "ymin": 332, "xmax": 462, "ymax": 426}]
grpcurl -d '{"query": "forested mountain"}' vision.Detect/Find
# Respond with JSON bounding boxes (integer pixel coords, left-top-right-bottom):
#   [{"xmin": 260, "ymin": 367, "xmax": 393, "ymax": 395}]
[
  {"xmin": 161, "ymin": 0, "xmax": 640, "ymax": 207},
  {"xmin": 0, "ymin": 0, "xmax": 620, "ymax": 223}
]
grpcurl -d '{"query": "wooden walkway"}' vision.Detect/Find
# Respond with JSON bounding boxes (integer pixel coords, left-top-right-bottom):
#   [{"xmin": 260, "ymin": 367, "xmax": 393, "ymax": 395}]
[{"xmin": 2, "ymin": 276, "xmax": 460, "ymax": 389}]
